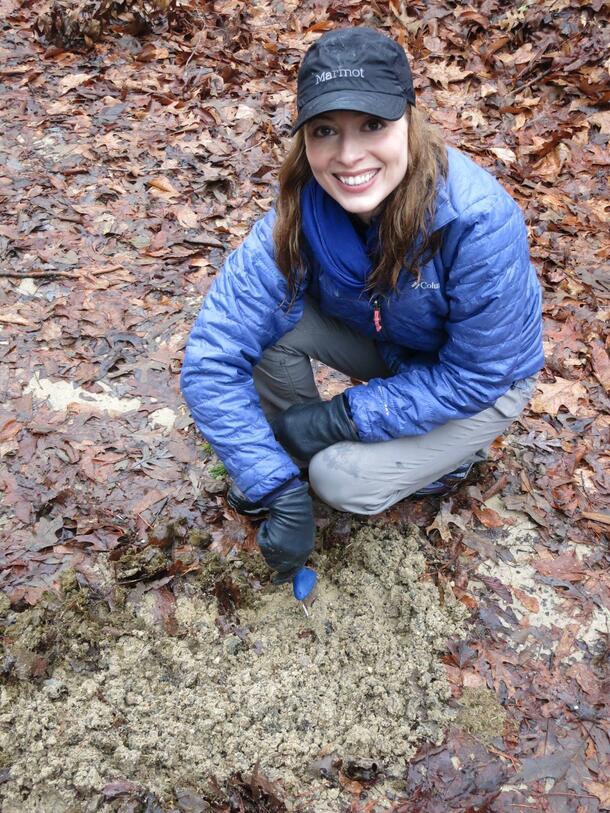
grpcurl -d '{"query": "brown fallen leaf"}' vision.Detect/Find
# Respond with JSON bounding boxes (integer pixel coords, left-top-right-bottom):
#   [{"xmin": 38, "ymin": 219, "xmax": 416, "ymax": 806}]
[
  {"xmin": 149, "ymin": 586, "xmax": 178, "ymax": 635},
  {"xmin": 173, "ymin": 204, "xmax": 198, "ymax": 229},
  {"xmin": 0, "ymin": 416, "xmax": 22, "ymax": 442},
  {"xmin": 148, "ymin": 177, "xmax": 179, "ymax": 196},
  {"xmin": 589, "ymin": 110, "xmax": 610, "ymax": 134},
  {"xmin": 174, "ymin": 787, "xmax": 211, "ymax": 812},
  {"xmin": 131, "ymin": 488, "xmax": 171, "ymax": 516},
  {"xmin": 489, "ymin": 146, "xmax": 517, "ymax": 164},
  {"xmin": 136, "ymin": 44, "xmax": 170, "ymax": 62},
  {"xmin": 426, "ymin": 501, "xmax": 468, "ymax": 543},
  {"xmin": 533, "ymin": 552, "xmax": 586, "ymax": 581},
  {"xmin": 473, "ymin": 505, "xmax": 511, "ymax": 529},
  {"xmin": 0, "ymin": 312, "xmax": 34, "ymax": 326},
  {"xmin": 530, "ymin": 377, "xmax": 589, "ymax": 416},
  {"xmin": 462, "ymin": 671, "xmax": 487, "ymax": 689},
  {"xmin": 583, "ymin": 780, "xmax": 610, "ymax": 807},
  {"xmin": 511, "ymin": 586, "xmax": 540, "ymax": 614},
  {"xmin": 427, "ymin": 63, "xmax": 473, "ymax": 88},
  {"xmin": 514, "ymin": 748, "xmax": 580, "ymax": 783},
  {"xmin": 497, "ymin": 42, "xmax": 535, "ymax": 66},
  {"xmin": 58, "ymin": 72, "xmax": 94, "ymax": 95},
  {"xmin": 45, "ymin": 100, "xmax": 72, "ymax": 115},
  {"xmin": 555, "ymin": 623, "xmax": 579, "ymax": 661},
  {"xmin": 483, "ymin": 649, "xmax": 519, "ymax": 698},
  {"xmin": 590, "ymin": 341, "xmax": 610, "ymax": 392},
  {"xmin": 566, "ymin": 662, "xmax": 604, "ymax": 701},
  {"xmin": 102, "ymin": 780, "xmax": 144, "ymax": 800},
  {"xmin": 0, "ymin": 65, "xmax": 30, "ymax": 76}
]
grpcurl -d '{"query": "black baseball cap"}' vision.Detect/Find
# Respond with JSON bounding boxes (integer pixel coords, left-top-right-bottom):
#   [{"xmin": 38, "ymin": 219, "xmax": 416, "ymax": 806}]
[{"xmin": 292, "ymin": 27, "xmax": 416, "ymax": 135}]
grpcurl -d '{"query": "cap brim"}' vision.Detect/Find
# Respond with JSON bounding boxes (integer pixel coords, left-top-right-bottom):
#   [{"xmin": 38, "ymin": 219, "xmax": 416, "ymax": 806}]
[{"xmin": 291, "ymin": 91, "xmax": 407, "ymax": 136}]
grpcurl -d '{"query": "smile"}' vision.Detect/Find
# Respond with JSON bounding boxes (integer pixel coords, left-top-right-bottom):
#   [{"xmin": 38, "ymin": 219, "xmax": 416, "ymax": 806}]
[{"xmin": 334, "ymin": 169, "xmax": 379, "ymax": 189}]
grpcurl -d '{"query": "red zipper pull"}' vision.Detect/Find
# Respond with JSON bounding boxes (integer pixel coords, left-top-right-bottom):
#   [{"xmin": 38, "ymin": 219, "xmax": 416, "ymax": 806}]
[{"xmin": 372, "ymin": 297, "xmax": 382, "ymax": 333}]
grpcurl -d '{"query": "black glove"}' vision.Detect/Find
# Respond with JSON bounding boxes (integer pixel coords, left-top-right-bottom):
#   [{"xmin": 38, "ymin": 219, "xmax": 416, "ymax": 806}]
[
  {"xmin": 272, "ymin": 393, "xmax": 359, "ymax": 463},
  {"xmin": 226, "ymin": 483, "xmax": 269, "ymax": 518},
  {"xmin": 256, "ymin": 481, "xmax": 315, "ymax": 584}
]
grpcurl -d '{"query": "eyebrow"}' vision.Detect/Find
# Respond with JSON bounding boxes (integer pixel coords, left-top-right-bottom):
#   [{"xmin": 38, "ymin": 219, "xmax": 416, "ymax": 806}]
[{"xmin": 308, "ymin": 112, "xmax": 370, "ymax": 124}]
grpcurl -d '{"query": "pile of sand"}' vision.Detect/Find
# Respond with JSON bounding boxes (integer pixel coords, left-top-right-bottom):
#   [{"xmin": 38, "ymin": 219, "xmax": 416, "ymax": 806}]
[{"xmin": 0, "ymin": 523, "xmax": 467, "ymax": 812}]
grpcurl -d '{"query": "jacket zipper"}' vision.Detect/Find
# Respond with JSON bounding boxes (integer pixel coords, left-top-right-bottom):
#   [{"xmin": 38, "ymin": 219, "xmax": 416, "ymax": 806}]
[{"xmin": 371, "ymin": 295, "xmax": 383, "ymax": 333}]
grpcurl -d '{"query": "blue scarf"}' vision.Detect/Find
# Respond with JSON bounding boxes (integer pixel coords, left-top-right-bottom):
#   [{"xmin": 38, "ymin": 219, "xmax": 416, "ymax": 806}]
[{"xmin": 300, "ymin": 178, "xmax": 378, "ymax": 291}]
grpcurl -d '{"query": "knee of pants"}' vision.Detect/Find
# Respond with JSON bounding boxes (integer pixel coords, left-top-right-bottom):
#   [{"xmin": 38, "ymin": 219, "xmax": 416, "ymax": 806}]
[
  {"xmin": 256, "ymin": 343, "xmax": 304, "ymax": 376},
  {"xmin": 308, "ymin": 447, "xmax": 386, "ymax": 516}
]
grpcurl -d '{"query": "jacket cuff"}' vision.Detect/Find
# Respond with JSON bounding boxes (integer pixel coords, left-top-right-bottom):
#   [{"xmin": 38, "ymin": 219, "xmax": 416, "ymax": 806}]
[{"xmin": 259, "ymin": 476, "xmax": 302, "ymax": 507}]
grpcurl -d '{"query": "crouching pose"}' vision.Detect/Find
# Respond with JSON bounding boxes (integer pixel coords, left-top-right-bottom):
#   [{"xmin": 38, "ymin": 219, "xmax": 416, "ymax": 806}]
[{"xmin": 181, "ymin": 27, "xmax": 544, "ymax": 584}]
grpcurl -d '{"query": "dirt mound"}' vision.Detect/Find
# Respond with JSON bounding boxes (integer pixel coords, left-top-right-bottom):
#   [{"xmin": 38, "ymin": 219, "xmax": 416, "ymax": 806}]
[{"xmin": 0, "ymin": 522, "xmax": 468, "ymax": 812}]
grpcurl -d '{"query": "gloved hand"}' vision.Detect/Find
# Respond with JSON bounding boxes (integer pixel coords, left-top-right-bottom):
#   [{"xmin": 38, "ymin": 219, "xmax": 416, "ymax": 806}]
[
  {"xmin": 256, "ymin": 481, "xmax": 315, "ymax": 584},
  {"xmin": 226, "ymin": 482, "xmax": 269, "ymax": 518},
  {"xmin": 272, "ymin": 393, "xmax": 359, "ymax": 463}
]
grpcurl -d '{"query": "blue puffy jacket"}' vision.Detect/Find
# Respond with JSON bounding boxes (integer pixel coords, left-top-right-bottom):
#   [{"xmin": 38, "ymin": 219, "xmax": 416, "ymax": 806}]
[{"xmin": 181, "ymin": 146, "xmax": 544, "ymax": 502}]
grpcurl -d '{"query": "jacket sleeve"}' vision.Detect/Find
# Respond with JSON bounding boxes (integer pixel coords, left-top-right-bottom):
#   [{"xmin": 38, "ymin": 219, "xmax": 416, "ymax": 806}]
[
  {"xmin": 180, "ymin": 210, "xmax": 302, "ymax": 501},
  {"xmin": 346, "ymin": 194, "xmax": 536, "ymax": 440}
]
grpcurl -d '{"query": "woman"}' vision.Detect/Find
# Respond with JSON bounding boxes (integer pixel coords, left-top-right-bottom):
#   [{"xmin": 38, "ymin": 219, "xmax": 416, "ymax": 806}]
[{"xmin": 181, "ymin": 27, "xmax": 544, "ymax": 585}]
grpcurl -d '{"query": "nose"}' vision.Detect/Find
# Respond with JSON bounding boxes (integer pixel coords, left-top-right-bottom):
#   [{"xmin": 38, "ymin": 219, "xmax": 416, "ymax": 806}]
[{"xmin": 336, "ymin": 134, "xmax": 365, "ymax": 167}]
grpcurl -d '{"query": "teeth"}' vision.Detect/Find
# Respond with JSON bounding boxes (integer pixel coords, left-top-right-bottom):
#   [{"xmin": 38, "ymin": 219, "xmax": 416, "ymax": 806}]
[{"xmin": 337, "ymin": 170, "xmax": 377, "ymax": 186}]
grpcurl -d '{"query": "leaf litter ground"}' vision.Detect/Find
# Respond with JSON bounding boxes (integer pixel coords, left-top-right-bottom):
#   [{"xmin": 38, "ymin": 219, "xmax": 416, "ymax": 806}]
[{"xmin": 1, "ymin": 0, "xmax": 609, "ymax": 810}]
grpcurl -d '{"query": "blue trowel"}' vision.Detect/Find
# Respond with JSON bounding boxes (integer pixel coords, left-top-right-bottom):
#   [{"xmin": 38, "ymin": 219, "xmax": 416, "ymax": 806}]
[{"xmin": 292, "ymin": 566, "xmax": 318, "ymax": 616}]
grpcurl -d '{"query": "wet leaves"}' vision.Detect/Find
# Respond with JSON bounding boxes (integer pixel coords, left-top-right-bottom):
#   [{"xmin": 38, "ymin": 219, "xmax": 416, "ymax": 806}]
[
  {"xmin": 101, "ymin": 780, "xmax": 171, "ymax": 813},
  {"xmin": 213, "ymin": 575, "xmax": 242, "ymax": 617},
  {"xmin": 532, "ymin": 552, "xmax": 587, "ymax": 582},
  {"xmin": 103, "ymin": 779, "xmax": 146, "ymax": 801},
  {"xmin": 340, "ymin": 756, "xmax": 386, "ymax": 787},
  {"xmin": 173, "ymin": 790, "xmax": 212, "ymax": 813},
  {"xmin": 530, "ymin": 377, "xmax": 591, "ymax": 416},
  {"xmin": 35, "ymin": 0, "xmax": 193, "ymax": 51},
  {"xmin": 206, "ymin": 770, "xmax": 288, "ymax": 813},
  {"xmin": 0, "ymin": 579, "xmax": 136, "ymax": 681},
  {"xmin": 399, "ymin": 730, "xmax": 511, "ymax": 811},
  {"xmin": 514, "ymin": 747, "xmax": 583, "ymax": 784},
  {"xmin": 1, "ymin": 0, "xmax": 609, "ymax": 810},
  {"xmin": 113, "ymin": 545, "xmax": 170, "ymax": 583},
  {"xmin": 584, "ymin": 781, "xmax": 610, "ymax": 808}
]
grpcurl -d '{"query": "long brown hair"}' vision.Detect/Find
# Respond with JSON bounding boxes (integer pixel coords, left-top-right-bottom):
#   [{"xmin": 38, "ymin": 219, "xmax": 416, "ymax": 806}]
[{"xmin": 273, "ymin": 105, "xmax": 448, "ymax": 297}]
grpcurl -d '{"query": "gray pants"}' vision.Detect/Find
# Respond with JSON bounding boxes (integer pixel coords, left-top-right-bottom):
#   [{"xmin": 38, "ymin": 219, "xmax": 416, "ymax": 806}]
[{"xmin": 253, "ymin": 298, "xmax": 535, "ymax": 515}]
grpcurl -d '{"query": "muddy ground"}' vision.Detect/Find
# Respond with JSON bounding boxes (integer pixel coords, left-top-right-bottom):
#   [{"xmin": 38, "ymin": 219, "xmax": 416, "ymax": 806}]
[{"xmin": 0, "ymin": 522, "xmax": 481, "ymax": 813}]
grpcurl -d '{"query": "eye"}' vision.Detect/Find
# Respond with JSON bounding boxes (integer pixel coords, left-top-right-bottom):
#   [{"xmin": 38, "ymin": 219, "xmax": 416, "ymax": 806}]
[
  {"xmin": 364, "ymin": 118, "xmax": 385, "ymax": 132},
  {"xmin": 311, "ymin": 124, "xmax": 335, "ymax": 138}
]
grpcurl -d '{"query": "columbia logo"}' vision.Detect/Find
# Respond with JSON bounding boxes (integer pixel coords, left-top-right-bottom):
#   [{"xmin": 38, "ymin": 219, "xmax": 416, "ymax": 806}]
[{"xmin": 412, "ymin": 280, "xmax": 440, "ymax": 290}]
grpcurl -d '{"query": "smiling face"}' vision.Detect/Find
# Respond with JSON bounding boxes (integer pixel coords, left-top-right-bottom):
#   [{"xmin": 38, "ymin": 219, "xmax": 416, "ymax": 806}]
[{"xmin": 303, "ymin": 109, "xmax": 409, "ymax": 223}]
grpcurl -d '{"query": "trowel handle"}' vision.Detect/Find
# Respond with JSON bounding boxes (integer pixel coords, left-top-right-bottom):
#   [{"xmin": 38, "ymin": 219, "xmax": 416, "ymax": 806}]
[{"xmin": 292, "ymin": 566, "xmax": 317, "ymax": 601}]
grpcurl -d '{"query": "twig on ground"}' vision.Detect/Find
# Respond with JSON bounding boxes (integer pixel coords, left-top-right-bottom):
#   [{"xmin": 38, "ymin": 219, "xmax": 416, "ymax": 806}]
[
  {"xmin": 580, "ymin": 511, "xmax": 610, "ymax": 526},
  {"xmin": 513, "ymin": 67, "xmax": 557, "ymax": 95},
  {"xmin": 481, "ymin": 475, "xmax": 509, "ymax": 502},
  {"xmin": 486, "ymin": 744, "xmax": 520, "ymax": 768},
  {"xmin": 512, "ymin": 36, "xmax": 554, "ymax": 84},
  {"xmin": 1, "ymin": 270, "xmax": 74, "ymax": 279}
]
